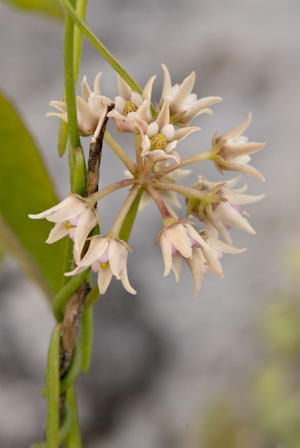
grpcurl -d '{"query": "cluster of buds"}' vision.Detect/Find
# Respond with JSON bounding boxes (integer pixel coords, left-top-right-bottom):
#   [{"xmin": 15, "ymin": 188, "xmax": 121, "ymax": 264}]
[{"xmin": 29, "ymin": 65, "xmax": 265, "ymax": 297}]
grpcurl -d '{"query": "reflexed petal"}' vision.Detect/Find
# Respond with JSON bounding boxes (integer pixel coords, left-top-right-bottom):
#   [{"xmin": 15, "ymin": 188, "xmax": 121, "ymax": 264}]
[
  {"xmin": 222, "ymin": 161, "xmax": 265, "ymax": 182},
  {"xmin": 120, "ymin": 251, "xmax": 136, "ymax": 294},
  {"xmin": 169, "ymin": 71, "xmax": 195, "ymax": 114},
  {"xmin": 142, "ymin": 75, "xmax": 156, "ymax": 102},
  {"xmin": 28, "ymin": 196, "xmax": 71, "ymax": 219},
  {"xmin": 214, "ymin": 202, "xmax": 256, "ymax": 234},
  {"xmin": 117, "ymin": 74, "xmax": 132, "ymax": 101},
  {"xmin": 81, "ymin": 75, "xmax": 91, "ymax": 102},
  {"xmin": 185, "ymin": 257, "xmax": 202, "ymax": 298},
  {"xmin": 171, "ymin": 253, "xmax": 182, "ymax": 282},
  {"xmin": 222, "ymin": 141, "xmax": 265, "ymax": 158},
  {"xmin": 223, "ymin": 189, "xmax": 265, "ymax": 205},
  {"xmin": 78, "ymin": 237, "xmax": 109, "ymax": 267},
  {"xmin": 165, "ymin": 140, "xmax": 177, "ymax": 154},
  {"xmin": 159, "ymin": 64, "xmax": 172, "ymax": 108},
  {"xmin": 166, "ymin": 224, "xmax": 192, "ymax": 259},
  {"xmin": 46, "ymin": 111, "xmax": 68, "ymax": 123},
  {"xmin": 216, "ymin": 112, "xmax": 252, "ymax": 143},
  {"xmin": 145, "ymin": 149, "xmax": 180, "ymax": 164},
  {"xmin": 46, "ymin": 197, "xmax": 86, "ymax": 223},
  {"xmin": 156, "ymin": 98, "xmax": 170, "ymax": 130},
  {"xmin": 180, "ymin": 96, "xmax": 222, "ymax": 124},
  {"xmin": 97, "ymin": 266, "xmax": 113, "ymax": 294},
  {"xmin": 46, "ymin": 222, "xmax": 69, "ymax": 244},
  {"xmin": 64, "ymin": 264, "xmax": 88, "ymax": 277},
  {"xmin": 94, "ymin": 72, "xmax": 103, "ymax": 96},
  {"xmin": 174, "ymin": 126, "xmax": 200, "ymax": 142},
  {"xmin": 73, "ymin": 208, "xmax": 98, "ymax": 253},
  {"xmin": 160, "ymin": 233, "xmax": 173, "ymax": 277},
  {"xmin": 108, "ymin": 240, "xmax": 127, "ymax": 278},
  {"xmin": 49, "ymin": 101, "xmax": 67, "ymax": 114}
]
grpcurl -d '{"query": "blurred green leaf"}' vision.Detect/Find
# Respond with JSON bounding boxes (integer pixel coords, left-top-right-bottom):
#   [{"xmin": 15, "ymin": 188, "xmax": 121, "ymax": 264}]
[
  {"xmin": 0, "ymin": 91, "xmax": 66, "ymax": 295},
  {"xmin": 2, "ymin": 0, "xmax": 64, "ymax": 19}
]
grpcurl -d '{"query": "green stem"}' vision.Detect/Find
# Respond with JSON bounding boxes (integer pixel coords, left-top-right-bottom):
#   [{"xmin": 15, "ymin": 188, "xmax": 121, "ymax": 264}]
[
  {"xmin": 88, "ymin": 179, "xmax": 135, "ymax": 205},
  {"xmin": 104, "ymin": 130, "xmax": 137, "ymax": 175},
  {"xmin": 119, "ymin": 187, "xmax": 143, "ymax": 242},
  {"xmin": 53, "ymin": 268, "xmax": 91, "ymax": 322},
  {"xmin": 65, "ymin": 386, "xmax": 82, "ymax": 448},
  {"xmin": 156, "ymin": 150, "xmax": 212, "ymax": 178},
  {"xmin": 84, "ymin": 283, "xmax": 100, "ymax": 310},
  {"xmin": 46, "ymin": 323, "xmax": 61, "ymax": 448},
  {"xmin": 59, "ymin": 0, "xmax": 157, "ymax": 116},
  {"xmin": 59, "ymin": 402, "xmax": 73, "ymax": 443},
  {"xmin": 82, "ymin": 306, "xmax": 93, "ymax": 373},
  {"xmin": 63, "ymin": 0, "xmax": 81, "ymax": 149},
  {"xmin": 154, "ymin": 181, "xmax": 208, "ymax": 200},
  {"xmin": 60, "ymin": 337, "xmax": 82, "ymax": 394},
  {"xmin": 110, "ymin": 185, "xmax": 140, "ymax": 236}
]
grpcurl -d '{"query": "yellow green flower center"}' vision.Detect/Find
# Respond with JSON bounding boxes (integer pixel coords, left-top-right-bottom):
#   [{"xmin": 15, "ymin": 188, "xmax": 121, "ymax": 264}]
[
  {"xmin": 64, "ymin": 221, "xmax": 73, "ymax": 229},
  {"xmin": 100, "ymin": 261, "xmax": 110, "ymax": 271},
  {"xmin": 150, "ymin": 133, "xmax": 168, "ymax": 151},
  {"xmin": 123, "ymin": 101, "xmax": 138, "ymax": 116}
]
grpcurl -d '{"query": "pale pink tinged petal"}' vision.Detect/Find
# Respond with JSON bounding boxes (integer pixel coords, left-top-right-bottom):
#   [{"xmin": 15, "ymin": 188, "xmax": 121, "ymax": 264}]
[
  {"xmin": 46, "ymin": 222, "xmax": 69, "ymax": 244},
  {"xmin": 73, "ymin": 209, "xmax": 98, "ymax": 252},
  {"xmin": 161, "ymin": 124, "xmax": 175, "ymax": 141},
  {"xmin": 76, "ymin": 96, "xmax": 100, "ymax": 135},
  {"xmin": 28, "ymin": 197, "xmax": 71, "ymax": 219},
  {"xmin": 69, "ymin": 228, "xmax": 76, "ymax": 240},
  {"xmin": 114, "ymin": 96, "xmax": 127, "ymax": 113},
  {"xmin": 140, "ymin": 134, "xmax": 151, "ymax": 155},
  {"xmin": 49, "ymin": 101, "xmax": 67, "ymax": 114},
  {"xmin": 208, "ymin": 217, "xmax": 233, "ymax": 246},
  {"xmin": 223, "ymin": 189, "xmax": 265, "ymax": 205},
  {"xmin": 167, "ymin": 224, "xmax": 192, "ymax": 259},
  {"xmin": 138, "ymin": 192, "xmax": 153, "ymax": 211},
  {"xmin": 185, "ymin": 224, "xmax": 216, "ymax": 253},
  {"xmin": 233, "ymin": 155, "xmax": 251, "ymax": 164},
  {"xmin": 165, "ymin": 140, "xmax": 178, "ymax": 154},
  {"xmin": 159, "ymin": 64, "xmax": 172, "ymax": 107},
  {"xmin": 142, "ymin": 75, "xmax": 156, "ymax": 101},
  {"xmin": 202, "ymin": 248, "xmax": 224, "ymax": 277},
  {"xmin": 117, "ymin": 74, "xmax": 132, "ymax": 101},
  {"xmin": 174, "ymin": 126, "xmax": 200, "ymax": 143},
  {"xmin": 136, "ymin": 100, "xmax": 152, "ymax": 123},
  {"xmin": 186, "ymin": 93, "xmax": 197, "ymax": 106},
  {"xmin": 130, "ymin": 115, "xmax": 149, "ymax": 134},
  {"xmin": 128, "ymin": 92, "xmax": 141, "ymax": 108},
  {"xmin": 97, "ymin": 266, "xmax": 113, "ymax": 295},
  {"xmin": 217, "ymin": 112, "xmax": 252, "ymax": 143},
  {"xmin": 180, "ymin": 96, "xmax": 222, "ymax": 124},
  {"xmin": 205, "ymin": 234, "xmax": 247, "ymax": 254},
  {"xmin": 160, "ymin": 190, "xmax": 182, "ymax": 208},
  {"xmin": 159, "ymin": 234, "xmax": 173, "ymax": 277},
  {"xmin": 222, "ymin": 175, "xmax": 242, "ymax": 189},
  {"xmin": 110, "ymin": 111, "xmax": 136, "ymax": 133},
  {"xmin": 172, "ymin": 253, "xmax": 182, "ymax": 282},
  {"xmin": 64, "ymin": 264, "xmax": 88, "ymax": 277},
  {"xmin": 68, "ymin": 215, "xmax": 80, "ymax": 226},
  {"xmin": 222, "ymin": 141, "xmax": 265, "ymax": 158},
  {"xmin": 46, "ymin": 112, "xmax": 68, "ymax": 123},
  {"xmin": 120, "ymin": 252, "xmax": 137, "ymax": 294},
  {"xmin": 156, "ymin": 98, "xmax": 170, "ymax": 130},
  {"xmin": 46, "ymin": 198, "xmax": 86, "ymax": 223},
  {"xmin": 145, "ymin": 150, "xmax": 180, "ymax": 164},
  {"xmin": 169, "ymin": 167, "xmax": 192, "ymax": 181},
  {"xmin": 91, "ymin": 261, "xmax": 100, "ymax": 272},
  {"xmin": 200, "ymin": 216, "xmax": 219, "ymax": 238},
  {"xmin": 78, "ymin": 237, "xmax": 109, "ymax": 267},
  {"xmin": 81, "ymin": 75, "xmax": 91, "ymax": 102},
  {"xmin": 185, "ymin": 258, "xmax": 202, "ymax": 298},
  {"xmin": 94, "ymin": 72, "xmax": 103, "ymax": 96},
  {"xmin": 222, "ymin": 161, "xmax": 265, "ymax": 182},
  {"xmin": 108, "ymin": 240, "xmax": 127, "ymax": 278},
  {"xmin": 147, "ymin": 121, "xmax": 159, "ymax": 137},
  {"xmin": 169, "ymin": 72, "xmax": 196, "ymax": 114},
  {"xmin": 215, "ymin": 202, "xmax": 255, "ymax": 234}
]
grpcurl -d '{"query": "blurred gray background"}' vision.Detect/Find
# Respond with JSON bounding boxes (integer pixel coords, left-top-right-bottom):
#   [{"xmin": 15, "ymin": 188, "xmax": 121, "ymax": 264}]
[{"xmin": 0, "ymin": 0, "xmax": 299, "ymax": 447}]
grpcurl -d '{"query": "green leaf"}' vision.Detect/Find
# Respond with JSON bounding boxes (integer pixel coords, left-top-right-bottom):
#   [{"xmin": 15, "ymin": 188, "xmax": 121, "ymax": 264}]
[
  {"xmin": 0, "ymin": 91, "xmax": 66, "ymax": 295},
  {"xmin": 2, "ymin": 0, "xmax": 64, "ymax": 19}
]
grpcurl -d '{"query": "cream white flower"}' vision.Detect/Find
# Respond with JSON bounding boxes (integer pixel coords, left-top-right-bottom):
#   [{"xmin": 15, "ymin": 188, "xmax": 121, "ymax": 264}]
[
  {"xmin": 213, "ymin": 113, "xmax": 265, "ymax": 182},
  {"xmin": 65, "ymin": 235, "xmax": 136, "ymax": 295},
  {"xmin": 47, "ymin": 73, "xmax": 112, "ymax": 136},
  {"xmin": 107, "ymin": 74, "xmax": 156, "ymax": 133},
  {"xmin": 124, "ymin": 161, "xmax": 191, "ymax": 210},
  {"xmin": 158, "ymin": 64, "xmax": 222, "ymax": 126},
  {"xmin": 28, "ymin": 194, "xmax": 98, "ymax": 260},
  {"xmin": 188, "ymin": 175, "xmax": 265, "ymax": 245},
  {"xmin": 140, "ymin": 99, "xmax": 199, "ymax": 164},
  {"xmin": 186, "ymin": 231, "xmax": 246, "ymax": 297}
]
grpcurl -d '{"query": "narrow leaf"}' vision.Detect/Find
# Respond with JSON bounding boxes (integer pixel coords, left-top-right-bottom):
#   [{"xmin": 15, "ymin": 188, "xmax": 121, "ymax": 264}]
[{"xmin": 3, "ymin": 0, "xmax": 64, "ymax": 19}]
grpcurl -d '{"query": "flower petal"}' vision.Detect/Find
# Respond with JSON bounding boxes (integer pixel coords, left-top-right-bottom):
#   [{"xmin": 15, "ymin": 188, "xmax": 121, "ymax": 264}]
[
  {"xmin": 117, "ymin": 74, "xmax": 132, "ymax": 101},
  {"xmin": 46, "ymin": 222, "xmax": 69, "ymax": 244},
  {"xmin": 97, "ymin": 266, "xmax": 113, "ymax": 295}
]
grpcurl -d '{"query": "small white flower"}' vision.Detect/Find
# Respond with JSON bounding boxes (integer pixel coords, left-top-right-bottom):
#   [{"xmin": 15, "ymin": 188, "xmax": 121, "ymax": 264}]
[
  {"xmin": 47, "ymin": 73, "xmax": 112, "ymax": 136},
  {"xmin": 213, "ymin": 113, "xmax": 265, "ymax": 182},
  {"xmin": 107, "ymin": 74, "xmax": 156, "ymax": 133},
  {"xmin": 158, "ymin": 64, "xmax": 222, "ymax": 126},
  {"xmin": 28, "ymin": 194, "xmax": 98, "ymax": 260},
  {"xmin": 188, "ymin": 175, "xmax": 265, "ymax": 245},
  {"xmin": 65, "ymin": 235, "xmax": 136, "ymax": 295},
  {"xmin": 140, "ymin": 99, "xmax": 199, "ymax": 164}
]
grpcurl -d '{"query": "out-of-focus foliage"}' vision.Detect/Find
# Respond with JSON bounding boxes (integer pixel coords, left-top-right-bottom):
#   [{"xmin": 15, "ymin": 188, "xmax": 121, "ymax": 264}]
[
  {"xmin": 2, "ymin": 0, "xmax": 63, "ymax": 19},
  {"xmin": 190, "ymin": 247, "xmax": 300, "ymax": 448},
  {"xmin": 0, "ymin": 92, "xmax": 66, "ymax": 296}
]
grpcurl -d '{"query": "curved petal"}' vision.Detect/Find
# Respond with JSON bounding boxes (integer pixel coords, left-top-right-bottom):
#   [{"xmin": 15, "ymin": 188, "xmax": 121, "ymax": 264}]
[
  {"xmin": 142, "ymin": 75, "xmax": 156, "ymax": 102},
  {"xmin": 174, "ymin": 126, "xmax": 200, "ymax": 143},
  {"xmin": 117, "ymin": 74, "xmax": 132, "ymax": 101},
  {"xmin": 97, "ymin": 266, "xmax": 113, "ymax": 295},
  {"xmin": 49, "ymin": 101, "xmax": 67, "ymax": 114},
  {"xmin": 120, "ymin": 251, "xmax": 136, "ymax": 294},
  {"xmin": 73, "ymin": 208, "xmax": 98, "ymax": 253},
  {"xmin": 216, "ymin": 112, "xmax": 252, "ymax": 143},
  {"xmin": 156, "ymin": 98, "xmax": 170, "ymax": 130},
  {"xmin": 28, "ymin": 196, "xmax": 71, "ymax": 220},
  {"xmin": 185, "ymin": 257, "xmax": 202, "ymax": 298},
  {"xmin": 81, "ymin": 75, "xmax": 91, "ymax": 102},
  {"xmin": 180, "ymin": 96, "xmax": 222, "ymax": 124},
  {"xmin": 46, "ymin": 198, "xmax": 86, "ymax": 223},
  {"xmin": 78, "ymin": 237, "xmax": 109, "ymax": 267},
  {"xmin": 171, "ymin": 253, "xmax": 182, "ymax": 282},
  {"xmin": 46, "ymin": 222, "xmax": 69, "ymax": 244},
  {"xmin": 159, "ymin": 64, "xmax": 172, "ymax": 108},
  {"xmin": 159, "ymin": 232, "xmax": 173, "ymax": 277},
  {"xmin": 169, "ymin": 71, "xmax": 196, "ymax": 114},
  {"xmin": 108, "ymin": 240, "xmax": 127, "ymax": 278},
  {"xmin": 94, "ymin": 72, "xmax": 103, "ymax": 96}
]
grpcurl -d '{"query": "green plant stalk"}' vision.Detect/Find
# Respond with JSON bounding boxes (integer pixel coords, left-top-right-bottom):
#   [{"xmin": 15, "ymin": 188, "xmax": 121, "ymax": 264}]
[
  {"xmin": 53, "ymin": 268, "xmax": 91, "ymax": 322},
  {"xmin": 60, "ymin": 337, "xmax": 82, "ymax": 394},
  {"xmin": 65, "ymin": 386, "xmax": 82, "ymax": 448},
  {"xmin": 61, "ymin": 237, "xmax": 74, "ymax": 289},
  {"xmin": 59, "ymin": 402, "xmax": 73, "ymax": 443},
  {"xmin": 59, "ymin": 0, "xmax": 157, "ymax": 117},
  {"xmin": 58, "ymin": 0, "xmax": 87, "ymax": 157},
  {"xmin": 84, "ymin": 283, "xmax": 100, "ymax": 310},
  {"xmin": 46, "ymin": 323, "xmax": 61, "ymax": 448},
  {"xmin": 63, "ymin": 0, "xmax": 81, "ymax": 150},
  {"xmin": 81, "ymin": 306, "xmax": 93, "ymax": 373},
  {"xmin": 119, "ymin": 187, "xmax": 143, "ymax": 242}
]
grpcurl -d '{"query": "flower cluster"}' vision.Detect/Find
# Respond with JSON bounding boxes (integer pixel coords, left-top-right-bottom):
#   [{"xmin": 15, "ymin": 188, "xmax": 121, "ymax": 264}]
[{"xmin": 29, "ymin": 65, "xmax": 265, "ymax": 297}]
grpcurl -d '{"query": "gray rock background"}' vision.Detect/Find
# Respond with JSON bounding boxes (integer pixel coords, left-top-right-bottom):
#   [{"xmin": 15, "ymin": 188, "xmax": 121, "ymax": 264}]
[{"xmin": 0, "ymin": 0, "xmax": 299, "ymax": 446}]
